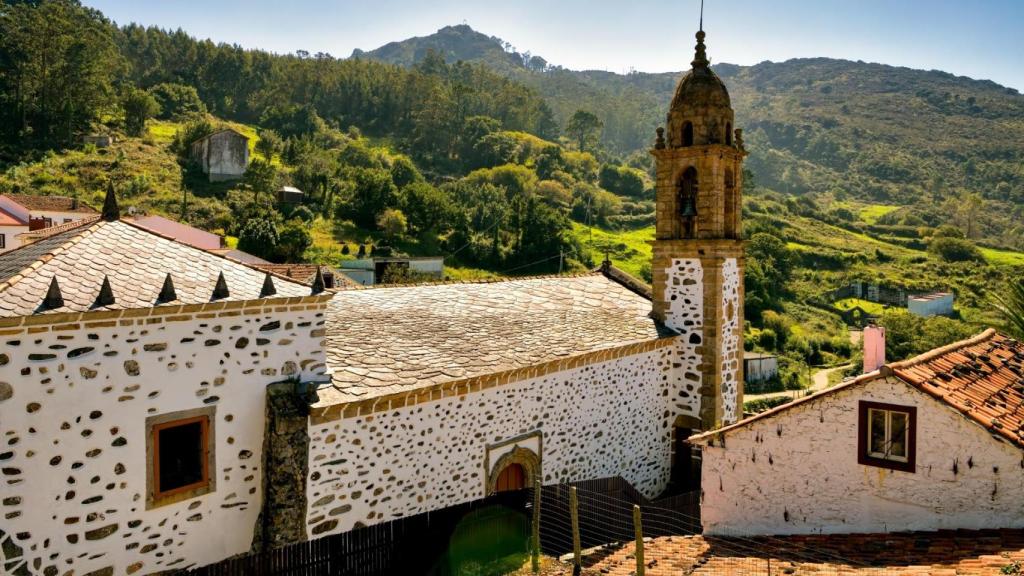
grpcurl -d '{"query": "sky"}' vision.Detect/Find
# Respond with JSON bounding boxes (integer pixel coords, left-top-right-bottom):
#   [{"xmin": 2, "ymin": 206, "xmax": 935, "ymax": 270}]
[{"xmin": 84, "ymin": 0, "xmax": 1024, "ymax": 91}]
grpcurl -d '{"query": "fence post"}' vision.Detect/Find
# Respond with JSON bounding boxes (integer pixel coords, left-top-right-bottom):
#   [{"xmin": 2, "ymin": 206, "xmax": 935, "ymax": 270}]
[
  {"xmin": 532, "ymin": 477, "xmax": 541, "ymax": 574},
  {"xmin": 570, "ymin": 486, "xmax": 581, "ymax": 575},
  {"xmin": 633, "ymin": 504, "xmax": 644, "ymax": 576}
]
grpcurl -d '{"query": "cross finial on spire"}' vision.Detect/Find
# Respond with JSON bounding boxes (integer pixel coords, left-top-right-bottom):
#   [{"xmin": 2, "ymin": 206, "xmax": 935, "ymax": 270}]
[{"xmin": 699, "ymin": 0, "xmax": 704, "ymax": 31}]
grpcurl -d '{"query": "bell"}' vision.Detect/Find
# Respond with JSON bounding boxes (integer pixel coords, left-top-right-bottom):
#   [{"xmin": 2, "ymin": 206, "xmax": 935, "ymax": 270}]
[{"xmin": 680, "ymin": 198, "xmax": 697, "ymax": 218}]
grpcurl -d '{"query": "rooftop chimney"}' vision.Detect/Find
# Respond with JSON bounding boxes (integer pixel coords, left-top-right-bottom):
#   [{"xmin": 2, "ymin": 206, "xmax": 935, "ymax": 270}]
[{"xmin": 863, "ymin": 323, "xmax": 886, "ymax": 373}]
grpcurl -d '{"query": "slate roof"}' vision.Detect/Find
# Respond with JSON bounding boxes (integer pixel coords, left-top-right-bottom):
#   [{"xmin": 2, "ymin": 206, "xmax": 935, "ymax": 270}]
[
  {"xmin": 251, "ymin": 264, "xmax": 359, "ymax": 287},
  {"xmin": 5, "ymin": 194, "xmax": 97, "ymax": 214},
  {"xmin": 319, "ymin": 272, "xmax": 669, "ymax": 404},
  {"xmin": 0, "ymin": 219, "xmax": 311, "ymax": 317},
  {"xmin": 689, "ymin": 329, "xmax": 1024, "ymax": 449}
]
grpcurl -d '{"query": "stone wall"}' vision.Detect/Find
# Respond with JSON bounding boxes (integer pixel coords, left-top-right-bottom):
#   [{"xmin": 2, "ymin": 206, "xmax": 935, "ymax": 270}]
[
  {"xmin": 698, "ymin": 376, "xmax": 1024, "ymax": 535},
  {"xmin": 661, "ymin": 258, "xmax": 704, "ymax": 422},
  {"xmin": 718, "ymin": 258, "xmax": 741, "ymax": 423},
  {"xmin": 305, "ymin": 342, "xmax": 679, "ymax": 538},
  {"xmin": 0, "ymin": 301, "xmax": 326, "ymax": 575}
]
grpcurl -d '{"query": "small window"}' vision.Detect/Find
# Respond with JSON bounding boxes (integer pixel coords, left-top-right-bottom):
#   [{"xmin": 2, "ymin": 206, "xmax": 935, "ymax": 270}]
[
  {"xmin": 0, "ymin": 234, "xmax": 5, "ymax": 249},
  {"xmin": 147, "ymin": 408, "xmax": 215, "ymax": 508},
  {"xmin": 63, "ymin": 218, "xmax": 72, "ymax": 223},
  {"xmin": 682, "ymin": 122, "xmax": 694, "ymax": 147},
  {"xmin": 858, "ymin": 401, "xmax": 915, "ymax": 472}
]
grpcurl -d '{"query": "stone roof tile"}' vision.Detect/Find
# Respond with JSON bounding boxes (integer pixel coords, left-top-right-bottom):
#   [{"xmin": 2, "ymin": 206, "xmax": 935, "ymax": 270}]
[
  {"xmin": 0, "ymin": 219, "xmax": 310, "ymax": 317},
  {"xmin": 322, "ymin": 273, "xmax": 669, "ymax": 403}
]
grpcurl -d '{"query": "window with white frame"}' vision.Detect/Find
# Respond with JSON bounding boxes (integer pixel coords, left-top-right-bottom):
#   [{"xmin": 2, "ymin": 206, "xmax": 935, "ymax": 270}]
[{"xmin": 858, "ymin": 401, "xmax": 916, "ymax": 472}]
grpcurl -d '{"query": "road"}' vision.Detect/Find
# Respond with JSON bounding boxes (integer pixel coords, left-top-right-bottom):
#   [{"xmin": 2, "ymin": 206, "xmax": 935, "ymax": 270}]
[{"xmin": 745, "ymin": 362, "xmax": 853, "ymax": 403}]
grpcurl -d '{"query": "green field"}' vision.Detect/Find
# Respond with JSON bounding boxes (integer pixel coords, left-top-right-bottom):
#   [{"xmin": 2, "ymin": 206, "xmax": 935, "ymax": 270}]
[
  {"xmin": 857, "ymin": 204, "xmax": 900, "ymax": 224},
  {"xmin": 980, "ymin": 246, "xmax": 1024, "ymax": 267},
  {"xmin": 570, "ymin": 222, "xmax": 654, "ymax": 280},
  {"xmin": 833, "ymin": 298, "xmax": 887, "ymax": 315}
]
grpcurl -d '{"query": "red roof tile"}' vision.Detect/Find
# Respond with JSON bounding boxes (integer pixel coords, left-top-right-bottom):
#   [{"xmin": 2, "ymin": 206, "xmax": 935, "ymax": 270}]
[
  {"xmin": 557, "ymin": 529, "xmax": 1024, "ymax": 575},
  {"xmin": 689, "ymin": 329, "xmax": 1024, "ymax": 449},
  {"xmin": 889, "ymin": 329, "xmax": 1024, "ymax": 448}
]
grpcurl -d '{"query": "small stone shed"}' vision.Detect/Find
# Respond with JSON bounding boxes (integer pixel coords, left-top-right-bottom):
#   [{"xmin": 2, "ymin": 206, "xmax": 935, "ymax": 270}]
[
  {"xmin": 190, "ymin": 128, "xmax": 250, "ymax": 182},
  {"xmin": 690, "ymin": 329, "xmax": 1024, "ymax": 536}
]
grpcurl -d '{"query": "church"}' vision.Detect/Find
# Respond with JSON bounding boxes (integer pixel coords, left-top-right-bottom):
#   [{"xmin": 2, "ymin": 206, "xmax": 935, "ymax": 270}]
[{"xmin": 0, "ymin": 28, "xmax": 745, "ymax": 575}]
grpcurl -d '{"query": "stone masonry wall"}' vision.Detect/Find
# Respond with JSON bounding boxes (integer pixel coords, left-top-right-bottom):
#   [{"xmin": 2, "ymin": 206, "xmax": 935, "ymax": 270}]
[
  {"xmin": 718, "ymin": 258, "xmax": 741, "ymax": 424},
  {"xmin": 662, "ymin": 258, "xmax": 703, "ymax": 421},
  {"xmin": 305, "ymin": 345, "xmax": 679, "ymax": 538},
  {"xmin": 699, "ymin": 376, "xmax": 1024, "ymax": 536},
  {"xmin": 0, "ymin": 302, "xmax": 326, "ymax": 575}
]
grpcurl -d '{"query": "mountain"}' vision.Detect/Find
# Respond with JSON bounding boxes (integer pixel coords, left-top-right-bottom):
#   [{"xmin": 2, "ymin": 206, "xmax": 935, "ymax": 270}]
[{"xmin": 354, "ymin": 25, "xmax": 1024, "ymax": 248}]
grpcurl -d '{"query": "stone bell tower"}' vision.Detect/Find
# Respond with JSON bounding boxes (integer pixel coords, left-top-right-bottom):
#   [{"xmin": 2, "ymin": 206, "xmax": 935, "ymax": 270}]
[{"xmin": 651, "ymin": 28, "xmax": 746, "ymax": 429}]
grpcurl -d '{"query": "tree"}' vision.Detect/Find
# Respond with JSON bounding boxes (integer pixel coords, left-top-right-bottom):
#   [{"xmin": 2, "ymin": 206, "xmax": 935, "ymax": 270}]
[
  {"xmin": 992, "ymin": 277, "xmax": 1024, "ymax": 340},
  {"xmin": 237, "ymin": 218, "xmax": 279, "ymax": 260},
  {"xmin": 148, "ymin": 83, "xmax": 205, "ymax": 119},
  {"xmin": 255, "ymin": 129, "xmax": 282, "ymax": 161},
  {"xmin": 389, "ymin": 156, "xmax": 422, "ymax": 189},
  {"xmin": 244, "ymin": 159, "xmax": 279, "ymax": 201},
  {"xmin": 402, "ymin": 182, "xmax": 452, "ymax": 233},
  {"xmin": 565, "ymin": 110, "xmax": 603, "ymax": 152},
  {"xmin": 928, "ymin": 236, "xmax": 982, "ymax": 262},
  {"xmin": 377, "ymin": 209, "xmax": 408, "ymax": 241},
  {"xmin": 346, "ymin": 168, "xmax": 398, "ymax": 227},
  {"xmin": 122, "ymin": 88, "xmax": 160, "ymax": 136},
  {"xmin": 0, "ymin": 0, "xmax": 122, "ymax": 151},
  {"xmin": 275, "ymin": 219, "xmax": 312, "ymax": 262}
]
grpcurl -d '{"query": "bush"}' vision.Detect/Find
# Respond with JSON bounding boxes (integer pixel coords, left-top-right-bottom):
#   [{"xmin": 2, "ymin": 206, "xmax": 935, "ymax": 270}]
[
  {"xmin": 122, "ymin": 88, "xmax": 160, "ymax": 137},
  {"xmin": 171, "ymin": 118, "xmax": 214, "ymax": 157},
  {"xmin": 237, "ymin": 218, "xmax": 279, "ymax": 260},
  {"xmin": 377, "ymin": 208, "xmax": 408, "ymax": 241},
  {"xmin": 928, "ymin": 236, "xmax": 983, "ymax": 262},
  {"xmin": 744, "ymin": 396, "xmax": 791, "ymax": 414},
  {"xmin": 148, "ymin": 83, "xmax": 206, "ymax": 119}
]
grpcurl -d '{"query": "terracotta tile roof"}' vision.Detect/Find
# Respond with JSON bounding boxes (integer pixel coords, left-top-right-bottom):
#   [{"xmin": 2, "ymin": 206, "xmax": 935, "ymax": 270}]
[
  {"xmin": 888, "ymin": 329, "xmax": 1024, "ymax": 448},
  {"xmin": 16, "ymin": 216, "xmax": 98, "ymax": 241},
  {"xmin": 559, "ymin": 529, "xmax": 1024, "ymax": 575},
  {"xmin": 319, "ymin": 272, "xmax": 669, "ymax": 403},
  {"xmin": 5, "ymin": 194, "xmax": 97, "ymax": 214},
  {"xmin": 0, "ymin": 219, "xmax": 311, "ymax": 317},
  {"xmin": 689, "ymin": 329, "xmax": 1024, "ymax": 448},
  {"xmin": 251, "ymin": 264, "xmax": 359, "ymax": 287}
]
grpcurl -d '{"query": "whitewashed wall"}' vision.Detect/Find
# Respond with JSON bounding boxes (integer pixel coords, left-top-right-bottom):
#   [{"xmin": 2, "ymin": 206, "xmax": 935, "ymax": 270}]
[
  {"xmin": 0, "ymin": 306, "xmax": 326, "ymax": 575},
  {"xmin": 699, "ymin": 376, "xmax": 1024, "ymax": 535},
  {"xmin": 306, "ymin": 346, "xmax": 677, "ymax": 538},
  {"xmin": 719, "ymin": 258, "xmax": 741, "ymax": 423},
  {"xmin": 663, "ymin": 258, "xmax": 703, "ymax": 420}
]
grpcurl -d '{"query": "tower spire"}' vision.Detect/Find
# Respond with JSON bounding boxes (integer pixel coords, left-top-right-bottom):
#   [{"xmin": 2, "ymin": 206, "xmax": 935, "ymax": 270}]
[{"xmin": 699, "ymin": 0, "xmax": 704, "ymax": 32}]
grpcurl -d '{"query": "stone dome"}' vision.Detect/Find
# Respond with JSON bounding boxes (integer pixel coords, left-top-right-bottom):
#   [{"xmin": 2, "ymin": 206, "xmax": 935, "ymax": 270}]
[
  {"xmin": 664, "ymin": 30, "xmax": 736, "ymax": 149},
  {"xmin": 670, "ymin": 65, "xmax": 731, "ymax": 112}
]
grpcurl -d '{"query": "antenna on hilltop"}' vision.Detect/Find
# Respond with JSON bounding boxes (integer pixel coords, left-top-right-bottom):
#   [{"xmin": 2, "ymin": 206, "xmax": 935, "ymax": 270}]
[{"xmin": 699, "ymin": 0, "xmax": 704, "ymax": 31}]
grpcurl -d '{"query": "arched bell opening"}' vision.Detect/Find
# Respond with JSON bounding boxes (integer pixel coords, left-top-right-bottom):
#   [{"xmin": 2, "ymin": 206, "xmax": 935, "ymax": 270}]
[
  {"xmin": 678, "ymin": 166, "xmax": 698, "ymax": 239},
  {"xmin": 682, "ymin": 122, "xmax": 694, "ymax": 147}
]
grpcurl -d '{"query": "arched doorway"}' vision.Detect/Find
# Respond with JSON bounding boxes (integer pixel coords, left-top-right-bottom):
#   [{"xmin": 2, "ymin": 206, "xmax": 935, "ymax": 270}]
[{"xmin": 494, "ymin": 463, "xmax": 527, "ymax": 493}]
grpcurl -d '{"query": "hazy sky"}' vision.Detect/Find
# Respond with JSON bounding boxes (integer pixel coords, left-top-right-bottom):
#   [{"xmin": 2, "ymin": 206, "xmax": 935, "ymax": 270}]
[{"xmin": 85, "ymin": 0, "xmax": 1024, "ymax": 91}]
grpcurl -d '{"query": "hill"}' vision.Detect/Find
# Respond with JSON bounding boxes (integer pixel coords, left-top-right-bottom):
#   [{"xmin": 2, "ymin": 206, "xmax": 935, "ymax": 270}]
[{"xmin": 355, "ymin": 25, "xmax": 1024, "ymax": 250}]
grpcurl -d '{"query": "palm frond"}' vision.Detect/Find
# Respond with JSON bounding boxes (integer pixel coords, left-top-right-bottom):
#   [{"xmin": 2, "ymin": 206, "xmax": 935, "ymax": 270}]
[{"xmin": 992, "ymin": 277, "xmax": 1024, "ymax": 340}]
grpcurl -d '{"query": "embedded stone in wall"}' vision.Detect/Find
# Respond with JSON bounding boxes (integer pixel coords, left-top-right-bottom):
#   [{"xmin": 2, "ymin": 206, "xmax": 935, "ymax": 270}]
[
  {"xmin": 663, "ymin": 258, "xmax": 704, "ymax": 419},
  {"xmin": 719, "ymin": 258, "xmax": 741, "ymax": 424}
]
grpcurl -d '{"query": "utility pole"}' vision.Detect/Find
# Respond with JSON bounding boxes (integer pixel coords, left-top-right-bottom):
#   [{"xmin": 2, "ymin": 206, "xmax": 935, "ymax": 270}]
[{"xmin": 558, "ymin": 250, "xmax": 564, "ymax": 274}]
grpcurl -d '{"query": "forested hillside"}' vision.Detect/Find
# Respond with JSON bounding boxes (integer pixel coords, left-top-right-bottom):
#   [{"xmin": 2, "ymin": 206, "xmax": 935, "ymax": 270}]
[
  {"xmin": 2, "ymin": 1, "xmax": 1023, "ymax": 390},
  {"xmin": 357, "ymin": 25, "xmax": 1024, "ymax": 249}
]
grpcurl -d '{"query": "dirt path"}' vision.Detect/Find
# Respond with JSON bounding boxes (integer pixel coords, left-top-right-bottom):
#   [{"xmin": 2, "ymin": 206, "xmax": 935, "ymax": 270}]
[{"xmin": 745, "ymin": 363, "xmax": 852, "ymax": 403}]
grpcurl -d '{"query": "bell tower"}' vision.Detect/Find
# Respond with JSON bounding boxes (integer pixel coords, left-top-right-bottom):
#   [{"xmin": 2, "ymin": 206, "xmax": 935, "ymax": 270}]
[{"xmin": 652, "ymin": 27, "xmax": 746, "ymax": 429}]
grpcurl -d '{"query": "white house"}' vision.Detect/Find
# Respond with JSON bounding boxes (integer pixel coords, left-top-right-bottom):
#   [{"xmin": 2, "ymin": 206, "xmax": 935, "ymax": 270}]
[
  {"xmin": 743, "ymin": 352, "xmax": 778, "ymax": 384},
  {"xmin": 0, "ymin": 194, "xmax": 98, "ymax": 254},
  {"xmin": 689, "ymin": 329, "xmax": 1024, "ymax": 536},
  {"xmin": 907, "ymin": 291, "xmax": 955, "ymax": 317}
]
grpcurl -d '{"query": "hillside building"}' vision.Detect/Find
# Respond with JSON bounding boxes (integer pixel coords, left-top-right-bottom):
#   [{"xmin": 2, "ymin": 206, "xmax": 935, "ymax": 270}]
[
  {"xmin": 691, "ymin": 329, "xmax": 1024, "ymax": 536},
  {"xmin": 0, "ymin": 194, "xmax": 98, "ymax": 254},
  {"xmin": 908, "ymin": 291, "xmax": 955, "ymax": 317},
  {"xmin": 190, "ymin": 129, "xmax": 250, "ymax": 182}
]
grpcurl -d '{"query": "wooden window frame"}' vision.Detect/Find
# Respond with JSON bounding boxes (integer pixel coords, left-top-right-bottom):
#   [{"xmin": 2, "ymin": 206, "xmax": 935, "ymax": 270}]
[
  {"xmin": 0, "ymin": 234, "xmax": 5, "ymax": 249},
  {"xmin": 858, "ymin": 400, "xmax": 916, "ymax": 473},
  {"xmin": 146, "ymin": 407, "xmax": 216, "ymax": 509}
]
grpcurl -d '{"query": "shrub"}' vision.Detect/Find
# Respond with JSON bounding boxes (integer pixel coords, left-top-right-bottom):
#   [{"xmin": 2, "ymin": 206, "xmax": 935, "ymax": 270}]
[
  {"xmin": 148, "ymin": 83, "xmax": 206, "ymax": 119},
  {"xmin": 928, "ymin": 236, "xmax": 983, "ymax": 262}
]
